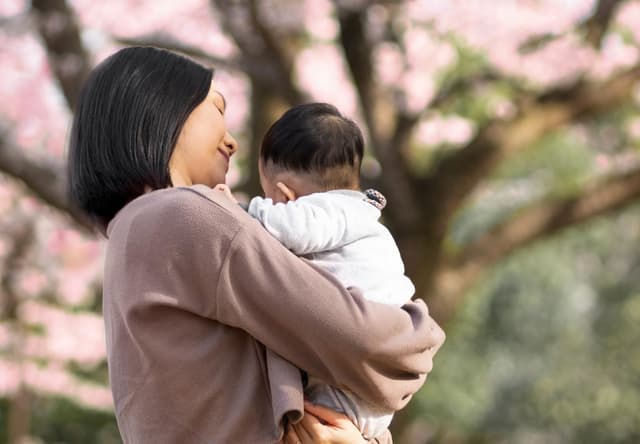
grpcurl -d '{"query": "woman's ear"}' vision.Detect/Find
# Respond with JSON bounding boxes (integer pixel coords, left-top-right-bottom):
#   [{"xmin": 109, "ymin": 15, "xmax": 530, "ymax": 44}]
[{"xmin": 276, "ymin": 182, "xmax": 297, "ymax": 202}]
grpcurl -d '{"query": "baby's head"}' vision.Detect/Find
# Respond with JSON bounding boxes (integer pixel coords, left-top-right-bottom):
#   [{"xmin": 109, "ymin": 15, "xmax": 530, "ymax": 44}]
[{"xmin": 259, "ymin": 102, "xmax": 364, "ymax": 203}]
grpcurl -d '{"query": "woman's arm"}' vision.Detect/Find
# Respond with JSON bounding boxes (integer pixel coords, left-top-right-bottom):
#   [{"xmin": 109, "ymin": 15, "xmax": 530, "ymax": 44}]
[
  {"xmin": 213, "ymin": 212, "xmax": 444, "ymax": 411},
  {"xmin": 161, "ymin": 187, "xmax": 444, "ymax": 410}
]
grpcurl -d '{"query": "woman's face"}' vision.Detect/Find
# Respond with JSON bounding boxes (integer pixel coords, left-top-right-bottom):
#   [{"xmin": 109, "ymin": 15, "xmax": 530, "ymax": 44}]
[{"xmin": 169, "ymin": 80, "xmax": 238, "ymax": 188}]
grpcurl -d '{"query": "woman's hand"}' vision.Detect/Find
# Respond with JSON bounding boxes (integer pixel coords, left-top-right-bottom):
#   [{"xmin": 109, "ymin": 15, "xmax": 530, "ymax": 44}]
[{"xmin": 283, "ymin": 402, "xmax": 367, "ymax": 444}]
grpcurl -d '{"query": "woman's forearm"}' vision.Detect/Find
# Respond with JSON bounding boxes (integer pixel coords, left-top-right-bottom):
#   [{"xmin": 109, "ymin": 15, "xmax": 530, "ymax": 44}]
[{"xmin": 215, "ymin": 221, "xmax": 445, "ymax": 410}]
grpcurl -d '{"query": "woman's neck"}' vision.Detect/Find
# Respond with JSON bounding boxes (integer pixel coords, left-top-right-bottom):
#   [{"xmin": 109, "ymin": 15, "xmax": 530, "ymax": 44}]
[{"xmin": 169, "ymin": 170, "xmax": 191, "ymax": 187}]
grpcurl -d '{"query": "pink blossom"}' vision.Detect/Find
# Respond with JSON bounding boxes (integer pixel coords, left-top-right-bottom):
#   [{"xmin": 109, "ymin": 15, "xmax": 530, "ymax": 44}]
[
  {"xmin": 304, "ymin": 0, "xmax": 337, "ymax": 41},
  {"xmin": 23, "ymin": 361, "xmax": 113, "ymax": 410},
  {"xmin": 617, "ymin": 1, "xmax": 640, "ymax": 44},
  {"xmin": 295, "ymin": 44, "xmax": 358, "ymax": 117},
  {"xmin": 375, "ymin": 43, "xmax": 404, "ymax": 86},
  {"xmin": 595, "ymin": 154, "xmax": 610, "ymax": 171},
  {"xmin": 0, "ymin": 33, "xmax": 70, "ymax": 158},
  {"xmin": 0, "ymin": 0, "xmax": 24, "ymax": 16},
  {"xmin": 415, "ymin": 114, "xmax": 474, "ymax": 149},
  {"xmin": 413, "ymin": 0, "xmax": 593, "ymax": 45},
  {"xmin": 593, "ymin": 152, "xmax": 640, "ymax": 175},
  {"xmin": 444, "ymin": 116, "xmax": 476, "ymax": 145},
  {"xmin": 404, "ymin": 28, "xmax": 455, "ymax": 73},
  {"xmin": 406, "ymin": 0, "xmax": 599, "ymax": 88},
  {"xmin": 0, "ymin": 360, "xmax": 20, "ymax": 396},
  {"xmin": 415, "ymin": 116, "xmax": 442, "ymax": 148},
  {"xmin": 19, "ymin": 301, "xmax": 106, "ymax": 365},
  {"xmin": 590, "ymin": 33, "xmax": 640, "ymax": 79},
  {"xmin": 627, "ymin": 117, "xmax": 640, "ymax": 140},
  {"xmin": 16, "ymin": 269, "xmax": 49, "ymax": 297},
  {"xmin": 492, "ymin": 99, "xmax": 517, "ymax": 120},
  {"xmin": 490, "ymin": 34, "xmax": 596, "ymax": 88},
  {"xmin": 401, "ymin": 69, "xmax": 436, "ymax": 115},
  {"xmin": 414, "ymin": 113, "xmax": 475, "ymax": 147},
  {"xmin": 71, "ymin": 0, "xmax": 233, "ymax": 56}
]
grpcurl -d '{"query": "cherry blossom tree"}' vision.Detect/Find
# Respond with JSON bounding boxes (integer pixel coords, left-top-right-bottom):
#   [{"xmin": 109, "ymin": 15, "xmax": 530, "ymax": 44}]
[{"xmin": 1, "ymin": 0, "xmax": 640, "ymax": 442}]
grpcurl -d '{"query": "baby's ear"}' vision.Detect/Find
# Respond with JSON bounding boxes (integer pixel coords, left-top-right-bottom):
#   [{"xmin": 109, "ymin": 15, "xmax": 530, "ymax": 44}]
[{"xmin": 276, "ymin": 182, "xmax": 297, "ymax": 202}]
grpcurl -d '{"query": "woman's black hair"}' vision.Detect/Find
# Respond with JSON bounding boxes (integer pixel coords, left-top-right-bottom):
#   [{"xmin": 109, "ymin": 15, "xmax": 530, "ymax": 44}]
[
  {"xmin": 260, "ymin": 102, "xmax": 364, "ymax": 189},
  {"xmin": 67, "ymin": 46, "xmax": 213, "ymax": 229}
]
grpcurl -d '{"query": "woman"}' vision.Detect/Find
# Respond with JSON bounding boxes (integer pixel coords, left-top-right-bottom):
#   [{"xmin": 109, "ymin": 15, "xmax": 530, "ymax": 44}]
[{"xmin": 68, "ymin": 46, "xmax": 444, "ymax": 444}]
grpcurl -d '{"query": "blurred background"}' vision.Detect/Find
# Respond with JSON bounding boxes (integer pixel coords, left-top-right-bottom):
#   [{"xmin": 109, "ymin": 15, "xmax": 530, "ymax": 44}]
[{"xmin": 1, "ymin": 0, "xmax": 640, "ymax": 443}]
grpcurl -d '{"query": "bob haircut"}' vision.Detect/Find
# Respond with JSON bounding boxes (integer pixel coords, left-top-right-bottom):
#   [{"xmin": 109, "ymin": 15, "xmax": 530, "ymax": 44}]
[
  {"xmin": 67, "ymin": 46, "xmax": 213, "ymax": 229},
  {"xmin": 260, "ymin": 102, "xmax": 364, "ymax": 190}
]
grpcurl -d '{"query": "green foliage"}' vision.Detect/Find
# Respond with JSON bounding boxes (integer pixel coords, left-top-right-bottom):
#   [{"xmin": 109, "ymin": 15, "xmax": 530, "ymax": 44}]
[
  {"xmin": 0, "ymin": 395, "xmax": 120, "ymax": 444},
  {"xmin": 435, "ymin": 36, "xmax": 534, "ymax": 125},
  {"xmin": 30, "ymin": 396, "xmax": 120, "ymax": 444},
  {"xmin": 0, "ymin": 399, "xmax": 7, "ymax": 444},
  {"xmin": 448, "ymin": 127, "xmax": 594, "ymax": 249},
  {"xmin": 495, "ymin": 128, "xmax": 594, "ymax": 195},
  {"xmin": 435, "ymin": 40, "xmax": 496, "ymax": 124},
  {"xmin": 67, "ymin": 360, "xmax": 109, "ymax": 386},
  {"xmin": 437, "ymin": 35, "xmax": 489, "ymax": 88},
  {"xmin": 414, "ymin": 205, "xmax": 640, "ymax": 444}
]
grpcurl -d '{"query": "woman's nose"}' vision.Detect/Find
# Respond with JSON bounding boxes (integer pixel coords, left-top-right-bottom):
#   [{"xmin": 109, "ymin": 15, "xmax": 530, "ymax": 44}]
[{"xmin": 225, "ymin": 132, "xmax": 238, "ymax": 156}]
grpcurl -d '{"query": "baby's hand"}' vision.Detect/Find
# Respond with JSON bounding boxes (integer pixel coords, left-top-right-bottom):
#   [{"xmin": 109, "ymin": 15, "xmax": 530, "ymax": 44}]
[{"xmin": 214, "ymin": 184, "xmax": 238, "ymax": 204}]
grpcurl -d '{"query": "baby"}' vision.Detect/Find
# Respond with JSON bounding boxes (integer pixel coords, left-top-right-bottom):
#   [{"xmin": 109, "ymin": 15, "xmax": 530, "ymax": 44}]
[{"xmin": 224, "ymin": 102, "xmax": 415, "ymax": 439}]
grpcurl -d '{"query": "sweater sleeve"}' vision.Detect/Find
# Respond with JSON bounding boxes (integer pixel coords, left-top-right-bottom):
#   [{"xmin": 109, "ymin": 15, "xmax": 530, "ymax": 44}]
[
  {"xmin": 247, "ymin": 195, "xmax": 353, "ymax": 255},
  {"xmin": 214, "ymin": 220, "xmax": 445, "ymax": 411}
]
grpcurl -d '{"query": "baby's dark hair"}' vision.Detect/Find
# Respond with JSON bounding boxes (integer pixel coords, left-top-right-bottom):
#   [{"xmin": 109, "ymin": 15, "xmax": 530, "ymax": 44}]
[{"xmin": 260, "ymin": 102, "xmax": 364, "ymax": 190}]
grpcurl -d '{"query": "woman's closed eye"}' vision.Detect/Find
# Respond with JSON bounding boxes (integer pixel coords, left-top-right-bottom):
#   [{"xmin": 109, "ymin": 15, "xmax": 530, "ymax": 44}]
[
  {"xmin": 213, "ymin": 92, "xmax": 227, "ymax": 116},
  {"xmin": 211, "ymin": 99, "xmax": 225, "ymax": 116}
]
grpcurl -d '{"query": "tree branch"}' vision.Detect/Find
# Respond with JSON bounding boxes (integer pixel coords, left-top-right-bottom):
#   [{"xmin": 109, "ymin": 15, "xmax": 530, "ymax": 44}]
[
  {"xmin": 246, "ymin": 0, "xmax": 302, "ymax": 104},
  {"xmin": 581, "ymin": 0, "xmax": 625, "ymax": 48},
  {"xmin": 422, "ymin": 63, "xmax": 640, "ymax": 223},
  {"xmin": 210, "ymin": 0, "xmax": 306, "ymax": 105},
  {"xmin": 1, "ymin": 216, "xmax": 35, "ymax": 443},
  {"xmin": 519, "ymin": 0, "xmax": 626, "ymax": 53},
  {"xmin": 457, "ymin": 160, "xmax": 640, "ymax": 271},
  {"xmin": 30, "ymin": 0, "xmax": 91, "ymax": 111},
  {"xmin": 335, "ymin": 4, "xmax": 423, "ymax": 229},
  {"xmin": 113, "ymin": 33, "xmax": 246, "ymax": 73},
  {"xmin": 0, "ymin": 217, "xmax": 34, "ymax": 320},
  {"xmin": 0, "ymin": 131, "xmax": 91, "ymax": 231},
  {"xmin": 427, "ymin": 68, "xmax": 524, "ymax": 110},
  {"xmin": 426, "ymin": 160, "xmax": 640, "ymax": 324},
  {"xmin": 336, "ymin": 5, "xmax": 377, "ymax": 139}
]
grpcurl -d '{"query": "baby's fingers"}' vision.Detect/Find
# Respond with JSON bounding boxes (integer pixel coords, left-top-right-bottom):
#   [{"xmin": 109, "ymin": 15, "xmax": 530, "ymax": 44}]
[{"xmin": 304, "ymin": 402, "xmax": 350, "ymax": 427}]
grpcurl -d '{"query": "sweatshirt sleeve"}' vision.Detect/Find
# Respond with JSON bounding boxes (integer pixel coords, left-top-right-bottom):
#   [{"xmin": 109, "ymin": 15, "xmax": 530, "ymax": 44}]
[
  {"xmin": 214, "ymin": 220, "xmax": 445, "ymax": 411},
  {"xmin": 247, "ymin": 195, "xmax": 353, "ymax": 255}
]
